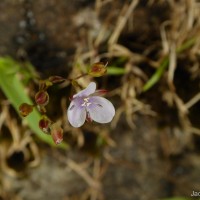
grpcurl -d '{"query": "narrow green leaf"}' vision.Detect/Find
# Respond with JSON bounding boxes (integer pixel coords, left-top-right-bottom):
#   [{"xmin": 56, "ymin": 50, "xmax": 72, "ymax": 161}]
[
  {"xmin": 143, "ymin": 37, "xmax": 196, "ymax": 92},
  {"xmin": 0, "ymin": 57, "xmax": 68, "ymax": 149},
  {"xmin": 176, "ymin": 37, "xmax": 196, "ymax": 53},
  {"xmin": 160, "ymin": 197, "xmax": 192, "ymax": 200},
  {"xmin": 107, "ymin": 66, "xmax": 126, "ymax": 75},
  {"xmin": 142, "ymin": 57, "xmax": 169, "ymax": 92}
]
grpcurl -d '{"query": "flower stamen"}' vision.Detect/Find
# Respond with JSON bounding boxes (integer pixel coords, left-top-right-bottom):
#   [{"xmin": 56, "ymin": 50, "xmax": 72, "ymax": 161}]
[{"xmin": 81, "ymin": 98, "xmax": 92, "ymax": 107}]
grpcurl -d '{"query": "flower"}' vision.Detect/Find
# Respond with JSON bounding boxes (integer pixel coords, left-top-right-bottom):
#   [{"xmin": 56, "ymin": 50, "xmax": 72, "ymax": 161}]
[{"xmin": 67, "ymin": 82, "xmax": 115, "ymax": 127}]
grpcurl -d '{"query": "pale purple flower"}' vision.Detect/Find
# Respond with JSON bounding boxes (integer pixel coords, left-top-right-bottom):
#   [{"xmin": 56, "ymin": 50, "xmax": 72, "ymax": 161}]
[{"xmin": 67, "ymin": 82, "xmax": 115, "ymax": 127}]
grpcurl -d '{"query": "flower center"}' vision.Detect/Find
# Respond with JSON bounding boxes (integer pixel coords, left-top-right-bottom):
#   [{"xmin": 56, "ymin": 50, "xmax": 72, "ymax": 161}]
[{"xmin": 81, "ymin": 98, "xmax": 92, "ymax": 107}]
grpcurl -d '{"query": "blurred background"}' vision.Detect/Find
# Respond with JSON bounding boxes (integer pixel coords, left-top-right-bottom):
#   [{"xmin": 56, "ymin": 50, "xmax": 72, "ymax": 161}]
[{"xmin": 0, "ymin": 0, "xmax": 200, "ymax": 200}]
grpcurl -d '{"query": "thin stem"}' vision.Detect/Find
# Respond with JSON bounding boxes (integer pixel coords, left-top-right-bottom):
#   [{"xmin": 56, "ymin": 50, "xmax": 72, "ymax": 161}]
[{"xmin": 74, "ymin": 73, "xmax": 89, "ymax": 80}]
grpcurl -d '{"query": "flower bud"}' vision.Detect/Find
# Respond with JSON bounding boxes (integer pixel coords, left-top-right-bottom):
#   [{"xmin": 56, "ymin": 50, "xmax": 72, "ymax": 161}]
[
  {"xmin": 35, "ymin": 91, "xmax": 49, "ymax": 106},
  {"xmin": 50, "ymin": 123, "xmax": 63, "ymax": 144},
  {"xmin": 92, "ymin": 89, "xmax": 108, "ymax": 96},
  {"xmin": 39, "ymin": 115, "xmax": 52, "ymax": 134},
  {"xmin": 88, "ymin": 62, "xmax": 107, "ymax": 77},
  {"xmin": 19, "ymin": 103, "xmax": 33, "ymax": 117},
  {"xmin": 48, "ymin": 76, "xmax": 65, "ymax": 84}
]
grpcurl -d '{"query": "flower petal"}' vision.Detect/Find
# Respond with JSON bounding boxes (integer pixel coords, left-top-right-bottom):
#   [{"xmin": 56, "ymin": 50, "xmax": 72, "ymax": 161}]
[
  {"xmin": 67, "ymin": 101, "xmax": 86, "ymax": 127},
  {"xmin": 73, "ymin": 82, "xmax": 96, "ymax": 98},
  {"xmin": 87, "ymin": 96, "xmax": 115, "ymax": 123}
]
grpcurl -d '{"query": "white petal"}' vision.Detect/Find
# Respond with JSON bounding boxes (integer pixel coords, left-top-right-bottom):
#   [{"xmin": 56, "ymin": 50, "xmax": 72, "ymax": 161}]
[
  {"xmin": 73, "ymin": 82, "xmax": 96, "ymax": 98},
  {"xmin": 67, "ymin": 101, "xmax": 86, "ymax": 127},
  {"xmin": 87, "ymin": 96, "xmax": 115, "ymax": 123}
]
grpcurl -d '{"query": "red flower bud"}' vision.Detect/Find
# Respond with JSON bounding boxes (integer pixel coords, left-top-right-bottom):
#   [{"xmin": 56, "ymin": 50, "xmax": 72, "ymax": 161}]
[
  {"xmin": 88, "ymin": 62, "xmax": 107, "ymax": 77},
  {"xmin": 92, "ymin": 89, "xmax": 108, "ymax": 96},
  {"xmin": 48, "ymin": 76, "xmax": 66, "ymax": 84},
  {"xmin": 35, "ymin": 91, "xmax": 49, "ymax": 106},
  {"xmin": 50, "ymin": 123, "xmax": 63, "ymax": 144},
  {"xmin": 39, "ymin": 115, "xmax": 52, "ymax": 134},
  {"xmin": 19, "ymin": 103, "xmax": 33, "ymax": 117}
]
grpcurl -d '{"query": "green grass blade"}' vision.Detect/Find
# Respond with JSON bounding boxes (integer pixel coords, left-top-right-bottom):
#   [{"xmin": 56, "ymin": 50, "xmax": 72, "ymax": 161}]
[
  {"xmin": 0, "ymin": 57, "xmax": 68, "ymax": 149},
  {"xmin": 143, "ymin": 37, "xmax": 196, "ymax": 92},
  {"xmin": 107, "ymin": 66, "xmax": 126, "ymax": 75},
  {"xmin": 160, "ymin": 198, "xmax": 193, "ymax": 200},
  {"xmin": 142, "ymin": 57, "xmax": 169, "ymax": 92}
]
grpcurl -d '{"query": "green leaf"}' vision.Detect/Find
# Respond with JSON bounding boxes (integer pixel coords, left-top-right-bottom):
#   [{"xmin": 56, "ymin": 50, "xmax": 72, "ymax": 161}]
[
  {"xmin": 142, "ymin": 57, "xmax": 169, "ymax": 92},
  {"xmin": 160, "ymin": 197, "xmax": 192, "ymax": 200},
  {"xmin": 0, "ymin": 57, "xmax": 68, "ymax": 149},
  {"xmin": 107, "ymin": 66, "xmax": 126, "ymax": 75},
  {"xmin": 142, "ymin": 37, "xmax": 196, "ymax": 92}
]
